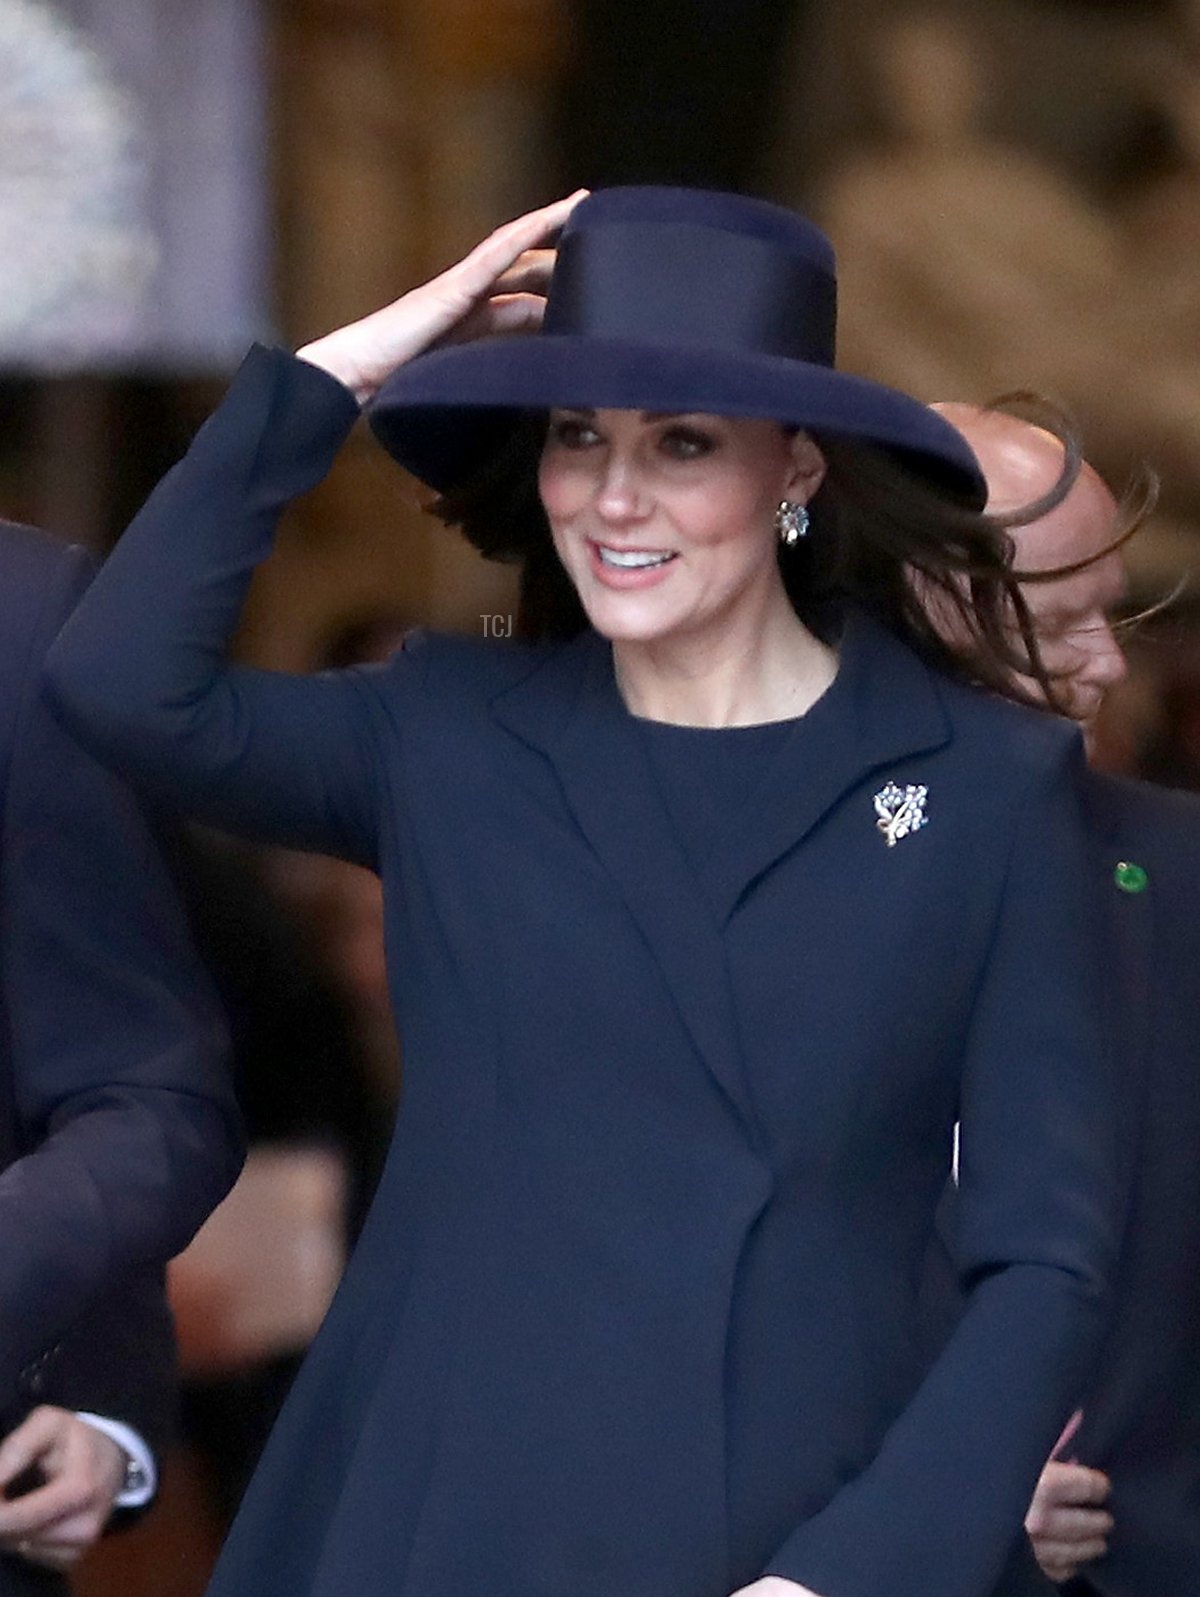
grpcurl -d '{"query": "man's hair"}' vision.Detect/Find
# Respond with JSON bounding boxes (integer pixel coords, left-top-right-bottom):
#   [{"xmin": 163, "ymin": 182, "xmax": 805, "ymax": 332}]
[{"xmin": 980, "ymin": 391, "xmax": 1159, "ymax": 585}]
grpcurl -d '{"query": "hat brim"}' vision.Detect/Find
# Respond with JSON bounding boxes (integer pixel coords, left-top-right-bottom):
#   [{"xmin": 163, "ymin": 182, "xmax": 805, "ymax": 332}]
[{"xmin": 367, "ymin": 335, "xmax": 986, "ymax": 509}]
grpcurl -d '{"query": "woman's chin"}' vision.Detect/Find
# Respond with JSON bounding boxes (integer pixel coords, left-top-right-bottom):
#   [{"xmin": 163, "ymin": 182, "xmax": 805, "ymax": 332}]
[{"xmin": 578, "ymin": 590, "xmax": 687, "ymax": 645}]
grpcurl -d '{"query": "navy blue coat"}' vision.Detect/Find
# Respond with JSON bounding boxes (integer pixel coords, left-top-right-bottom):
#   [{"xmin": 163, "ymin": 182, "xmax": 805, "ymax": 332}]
[
  {"xmin": 0, "ymin": 523, "xmax": 240, "ymax": 1593},
  {"xmin": 1062, "ymin": 776, "xmax": 1200, "ymax": 1597},
  {"xmin": 46, "ymin": 346, "xmax": 1127, "ymax": 1597},
  {"xmin": 926, "ymin": 773, "xmax": 1200, "ymax": 1597}
]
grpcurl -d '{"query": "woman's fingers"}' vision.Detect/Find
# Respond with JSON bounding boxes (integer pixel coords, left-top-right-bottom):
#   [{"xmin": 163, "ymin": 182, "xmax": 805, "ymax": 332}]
[
  {"xmin": 444, "ymin": 197, "xmax": 584, "ymax": 306},
  {"xmin": 438, "ymin": 292, "xmax": 549, "ymax": 349},
  {"xmin": 433, "ymin": 251, "xmax": 556, "ymax": 344},
  {"xmin": 298, "ymin": 193, "xmax": 586, "ymax": 403},
  {"xmin": 414, "ymin": 202, "xmax": 579, "ymax": 332},
  {"xmin": 492, "ymin": 249, "xmax": 557, "ymax": 297}
]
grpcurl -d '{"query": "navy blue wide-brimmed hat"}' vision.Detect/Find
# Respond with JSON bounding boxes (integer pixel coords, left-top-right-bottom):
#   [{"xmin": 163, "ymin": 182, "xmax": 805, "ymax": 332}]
[{"xmin": 368, "ymin": 186, "xmax": 986, "ymax": 508}]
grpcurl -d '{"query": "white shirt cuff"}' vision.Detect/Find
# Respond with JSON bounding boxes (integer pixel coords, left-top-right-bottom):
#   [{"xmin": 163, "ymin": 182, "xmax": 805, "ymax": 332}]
[{"xmin": 73, "ymin": 1413, "xmax": 157, "ymax": 1508}]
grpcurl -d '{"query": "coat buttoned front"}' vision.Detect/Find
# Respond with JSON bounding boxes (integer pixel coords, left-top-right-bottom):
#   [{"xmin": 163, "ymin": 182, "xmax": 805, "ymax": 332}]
[{"xmin": 46, "ymin": 346, "xmax": 1125, "ymax": 1597}]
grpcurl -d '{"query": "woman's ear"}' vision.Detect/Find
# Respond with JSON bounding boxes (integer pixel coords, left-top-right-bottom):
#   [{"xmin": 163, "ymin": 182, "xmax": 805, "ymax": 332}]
[{"xmin": 785, "ymin": 431, "xmax": 827, "ymax": 503}]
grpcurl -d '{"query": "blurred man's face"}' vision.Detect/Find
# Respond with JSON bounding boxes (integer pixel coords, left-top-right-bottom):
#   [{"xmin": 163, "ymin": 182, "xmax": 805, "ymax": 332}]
[{"xmin": 933, "ymin": 405, "xmax": 1128, "ymax": 730}]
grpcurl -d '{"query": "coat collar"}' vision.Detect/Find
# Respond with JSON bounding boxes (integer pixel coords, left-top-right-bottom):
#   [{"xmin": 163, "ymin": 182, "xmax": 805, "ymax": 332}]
[
  {"xmin": 490, "ymin": 609, "xmax": 952, "ymax": 1134},
  {"xmin": 699, "ymin": 608, "xmax": 952, "ymax": 922}
]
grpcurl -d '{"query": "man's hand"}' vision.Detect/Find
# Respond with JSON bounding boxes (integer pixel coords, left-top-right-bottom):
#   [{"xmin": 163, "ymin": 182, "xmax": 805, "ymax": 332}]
[
  {"xmin": 0, "ymin": 1406, "xmax": 127, "ymax": 1569},
  {"xmin": 729, "ymin": 1581, "xmax": 825, "ymax": 1596},
  {"xmin": 1026, "ymin": 1459, "xmax": 1114, "ymax": 1584}
]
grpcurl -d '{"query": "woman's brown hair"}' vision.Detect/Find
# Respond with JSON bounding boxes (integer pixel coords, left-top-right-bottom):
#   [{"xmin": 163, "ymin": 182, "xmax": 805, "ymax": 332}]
[{"xmin": 429, "ymin": 403, "xmax": 1149, "ymax": 711}]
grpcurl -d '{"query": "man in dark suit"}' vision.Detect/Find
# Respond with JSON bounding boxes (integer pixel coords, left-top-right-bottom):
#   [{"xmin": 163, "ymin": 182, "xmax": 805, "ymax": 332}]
[
  {"xmin": 0, "ymin": 520, "xmax": 241, "ymax": 1590},
  {"xmin": 935, "ymin": 404, "xmax": 1199, "ymax": 1597}
]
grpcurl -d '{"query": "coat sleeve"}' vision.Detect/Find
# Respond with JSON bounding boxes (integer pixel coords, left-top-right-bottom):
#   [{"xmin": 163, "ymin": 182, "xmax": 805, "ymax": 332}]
[
  {"xmin": 0, "ymin": 543, "xmax": 241, "ymax": 1410},
  {"xmin": 765, "ymin": 736, "xmax": 1128, "ymax": 1597},
  {"xmin": 44, "ymin": 345, "xmax": 390, "ymax": 867},
  {"xmin": 29, "ymin": 1265, "xmax": 177, "ymax": 1507}
]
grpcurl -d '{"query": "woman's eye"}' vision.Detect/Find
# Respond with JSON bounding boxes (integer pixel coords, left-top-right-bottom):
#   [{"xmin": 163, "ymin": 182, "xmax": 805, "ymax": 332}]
[
  {"xmin": 659, "ymin": 427, "xmax": 715, "ymax": 461},
  {"xmin": 547, "ymin": 417, "xmax": 599, "ymax": 449}
]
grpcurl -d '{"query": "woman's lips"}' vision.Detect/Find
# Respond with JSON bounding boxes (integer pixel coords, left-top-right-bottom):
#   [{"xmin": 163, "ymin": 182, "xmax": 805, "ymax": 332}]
[{"xmin": 586, "ymin": 540, "xmax": 679, "ymax": 588}]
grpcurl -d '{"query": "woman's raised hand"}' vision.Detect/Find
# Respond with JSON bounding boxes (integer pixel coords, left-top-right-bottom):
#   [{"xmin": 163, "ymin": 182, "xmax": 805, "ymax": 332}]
[{"xmin": 296, "ymin": 191, "xmax": 588, "ymax": 405}]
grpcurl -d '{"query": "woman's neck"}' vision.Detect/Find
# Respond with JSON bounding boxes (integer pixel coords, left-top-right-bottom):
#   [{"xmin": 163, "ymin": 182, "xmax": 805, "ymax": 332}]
[{"xmin": 611, "ymin": 594, "xmax": 838, "ymax": 728}]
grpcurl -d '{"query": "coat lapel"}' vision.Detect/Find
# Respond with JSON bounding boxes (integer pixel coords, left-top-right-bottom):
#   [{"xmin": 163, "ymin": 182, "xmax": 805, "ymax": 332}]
[
  {"xmin": 701, "ymin": 610, "xmax": 952, "ymax": 923},
  {"xmin": 491, "ymin": 631, "xmax": 761, "ymax": 1137},
  {"xmin": 490, "ymin": 612, "xmax": 952, "ymax": 1136}
]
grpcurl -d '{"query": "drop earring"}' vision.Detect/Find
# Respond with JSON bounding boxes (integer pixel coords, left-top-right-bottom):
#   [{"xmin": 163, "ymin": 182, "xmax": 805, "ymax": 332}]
[{"xmin": 775, "ymin": 501, "xmax": 810, "ymax": 546}]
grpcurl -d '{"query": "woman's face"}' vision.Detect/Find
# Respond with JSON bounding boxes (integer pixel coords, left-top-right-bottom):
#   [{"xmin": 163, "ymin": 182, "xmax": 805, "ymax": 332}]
[{"xmin": 538, "ymin": 408, "xmax": 824, "ymax": 646}]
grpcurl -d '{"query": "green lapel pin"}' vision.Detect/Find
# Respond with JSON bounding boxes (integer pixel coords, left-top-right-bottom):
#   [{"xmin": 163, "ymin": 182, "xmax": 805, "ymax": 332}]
[{"xmin": 1114, "ymin": 861, "xmax": 1148, "ymax": 895}]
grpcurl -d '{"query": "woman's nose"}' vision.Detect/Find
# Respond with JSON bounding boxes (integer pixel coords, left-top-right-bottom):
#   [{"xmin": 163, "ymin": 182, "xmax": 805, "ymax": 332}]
[{"xmin": 593, "ymin": 455, "xmax": 650, "ymax": 522}]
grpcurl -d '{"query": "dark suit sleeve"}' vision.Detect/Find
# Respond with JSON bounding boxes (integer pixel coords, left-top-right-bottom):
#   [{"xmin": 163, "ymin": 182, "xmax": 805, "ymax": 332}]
[
  {"xmin": 0, "ymin": 543, "xmax": 241, "ymax": 1410},
  {"xmin": 766, "ymin": 739, "xmax": 1127, "ymax": 1597},
  {"xmin": 32, "ymin": 1266, "xmax": 177, "ymax": 1481},
  {"xmin": 44, "ymin": 346, "xmax": 385, "ymax": 868}
]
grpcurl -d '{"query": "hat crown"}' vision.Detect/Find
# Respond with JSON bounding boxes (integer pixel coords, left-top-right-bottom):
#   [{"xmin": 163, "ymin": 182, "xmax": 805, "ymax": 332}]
[
  {"xmin": 543, "ymin": 186, "xmax": 839, "ymax": 369},
  {"xmin": 560, "ymin": 186, "xmax": 837, "ymax": 272}
]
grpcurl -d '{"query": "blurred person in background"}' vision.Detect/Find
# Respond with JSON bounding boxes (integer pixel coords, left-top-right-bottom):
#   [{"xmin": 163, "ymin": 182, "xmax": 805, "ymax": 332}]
[
  {"xmin": 268, "ymin": 848, "xmax": 396, "ymax": 1103},
  {"xmin": 933, "ymin": 403, "xmax": 1200, "ymax": 1597},
  {"xmin": 0, "ymin": 520, "xmax": 240, "ymax": 1590},
  {"xmin": 164, "ymin": 828, "xmax": 390, "ymax": 1526},
  {"xmin": 1138, "ymin": 665, "xmax": 1200, "ymax": 790},
  {"xmin": 273, "ymin": 611, "xmax": 415, "ymax": 1105}
]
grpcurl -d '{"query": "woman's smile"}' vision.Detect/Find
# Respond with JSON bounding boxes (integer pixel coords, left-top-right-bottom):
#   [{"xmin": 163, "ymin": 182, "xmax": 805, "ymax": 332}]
[{"xmin": 589, "ymin": 539, "xmax": 679, "ymax": 584}]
